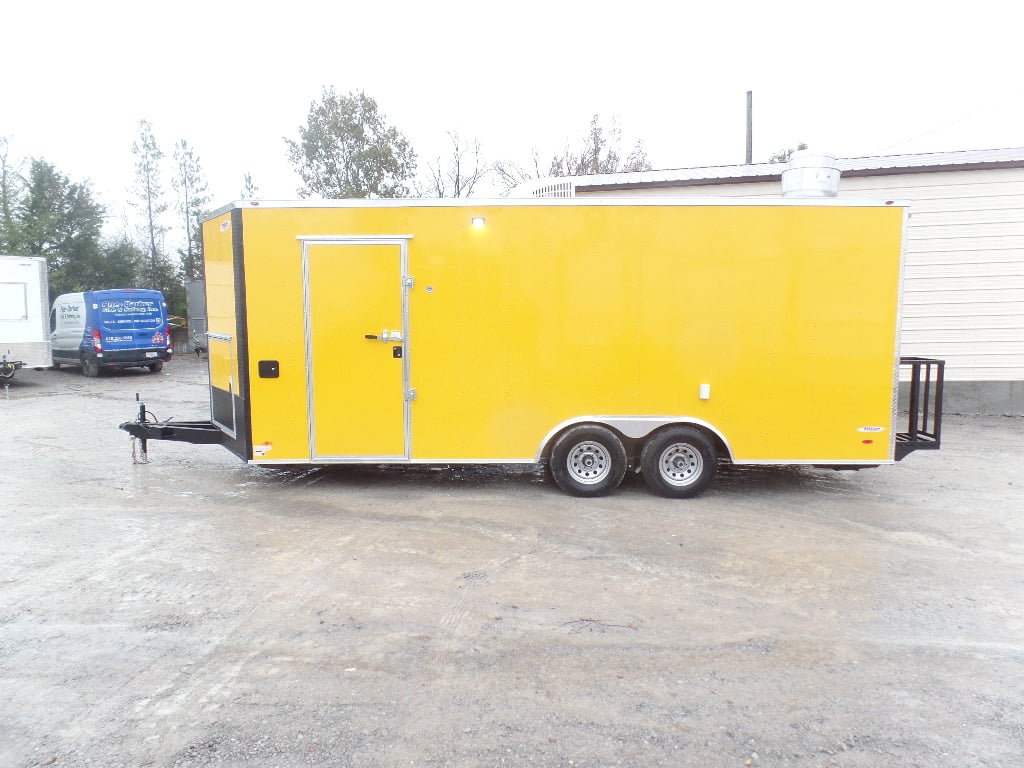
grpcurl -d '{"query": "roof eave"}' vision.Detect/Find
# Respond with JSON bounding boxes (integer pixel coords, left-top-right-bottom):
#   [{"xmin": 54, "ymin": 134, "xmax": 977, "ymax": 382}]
[{"xmin": 576, "ymin": 157, "xmax": 1024, "ymax": 192}]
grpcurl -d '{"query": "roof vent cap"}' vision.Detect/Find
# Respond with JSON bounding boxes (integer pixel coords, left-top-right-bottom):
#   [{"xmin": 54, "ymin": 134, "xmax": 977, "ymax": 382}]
[{"xmin": 782, "ymin": 150, "xmax": 840, "ymax": 198}]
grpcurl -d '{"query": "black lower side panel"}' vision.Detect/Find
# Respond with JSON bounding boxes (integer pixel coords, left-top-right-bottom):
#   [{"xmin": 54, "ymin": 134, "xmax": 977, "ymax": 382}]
[{"xmin": 211, "ymin": 386, "xmax": 234, "ymax": 432}]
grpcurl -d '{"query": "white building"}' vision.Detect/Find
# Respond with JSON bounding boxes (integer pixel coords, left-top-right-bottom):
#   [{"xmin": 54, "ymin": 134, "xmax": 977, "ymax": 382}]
[{"xmin": 514, "ymin": 148, "xmax": 1024, "ymax": 414}]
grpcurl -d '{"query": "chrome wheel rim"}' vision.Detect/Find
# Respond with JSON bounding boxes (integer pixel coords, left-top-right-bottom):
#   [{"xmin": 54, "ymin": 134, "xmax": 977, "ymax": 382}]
[
  {"xmin": 566, "ymin": 440, "xmax": 612, "ymax": 485},
  {"xmin": 658, "ymin": 443, "xmax": 703, "ymax": 487}
]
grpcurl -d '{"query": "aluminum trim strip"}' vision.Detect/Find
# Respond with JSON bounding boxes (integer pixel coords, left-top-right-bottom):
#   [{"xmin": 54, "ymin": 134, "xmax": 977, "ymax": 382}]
[
  {"xmin": 302, "ymin": 241, "xmax": 315, "ymax": 459},
  {"xmin": 535, "ymin": 416, "xmax": 734, "ymax": 461},
  {"xmin": 400, "ymin": 239, "xmax": 412, "ymax": 459},
  {"xmin": 206, "ymin": 333, "xmax": 236, "ymax": 440},
  {"xmin": 297, "ymin": 235, "xmax": 414, "ymax": 244},
  {"xmin": 890, "ymin": 207, "xmax": 910, "ymax": 460},
  {"xmin": 303, "ymin": 237, "xmax": 412, "ymax": 461},
  {"xmin": 203, "ymin": 198, "xmax": 906, "ymax": 222},
  {"xmin": 304, "ymin": 455, "xmax": 408, "ymax": 462},
  {"xmin": 733, "ymin": 459, "xmax": 894, "ymax": 466},
  {"xmin": 248, "ymin": 458, "xmax": 539, "ymax": 465},
  {"xmin": 246, "ymin": 457, "xmax": 890, "ymax": 466}
]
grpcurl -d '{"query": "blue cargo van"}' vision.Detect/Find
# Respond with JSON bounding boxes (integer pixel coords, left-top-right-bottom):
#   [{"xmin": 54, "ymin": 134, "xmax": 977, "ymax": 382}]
[{"xmin": 50, "ymin": 289, "xmax": 172, "ymax": 376}]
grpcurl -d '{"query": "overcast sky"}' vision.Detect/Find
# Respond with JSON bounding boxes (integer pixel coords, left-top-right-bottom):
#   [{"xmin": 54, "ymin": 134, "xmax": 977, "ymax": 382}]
[{"xmin": 2, "ymin": 0, "xmax": 1020, "ymax": 237}]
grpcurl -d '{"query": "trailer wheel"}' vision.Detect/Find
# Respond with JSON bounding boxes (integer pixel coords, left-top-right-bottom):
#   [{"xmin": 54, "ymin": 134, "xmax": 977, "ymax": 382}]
[
  {"xmin": 148, "ymin": 361, "xmax": 163, "ymax": 373},
  {"xmin": 549, "ymin": 425, "xmax": 627, "ymax": 497},
  {"xmin": 81, "ymin": 354, "xmax": 100, "ymax": 378},
  {"xmin": 640, "ymin": 426, "xmax": 717, "ymax": 498}
]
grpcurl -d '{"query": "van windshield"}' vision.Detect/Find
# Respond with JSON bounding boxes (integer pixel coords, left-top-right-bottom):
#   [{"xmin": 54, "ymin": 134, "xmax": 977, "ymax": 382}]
[{"xmin": 98, "ymin": 296, "xmax": 164, "ymax": 331}]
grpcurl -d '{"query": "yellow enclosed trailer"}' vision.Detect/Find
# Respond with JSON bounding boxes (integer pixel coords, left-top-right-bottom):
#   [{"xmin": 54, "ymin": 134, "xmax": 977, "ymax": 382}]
[{"xmin": 122, "ymin": 198, "xmax": 943, "ymax": 497}]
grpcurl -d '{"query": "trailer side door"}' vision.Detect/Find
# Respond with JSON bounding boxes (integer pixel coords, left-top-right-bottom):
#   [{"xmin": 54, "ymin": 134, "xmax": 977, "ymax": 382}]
[{"xmin": 304, "ymin": 239, "xmax": 410, "ymax": 460}]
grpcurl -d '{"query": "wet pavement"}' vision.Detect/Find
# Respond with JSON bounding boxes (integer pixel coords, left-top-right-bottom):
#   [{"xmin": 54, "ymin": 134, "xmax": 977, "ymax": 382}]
[{"xmin": 1, "ymin": 358, "xmax": 1022, "ymax": 767}]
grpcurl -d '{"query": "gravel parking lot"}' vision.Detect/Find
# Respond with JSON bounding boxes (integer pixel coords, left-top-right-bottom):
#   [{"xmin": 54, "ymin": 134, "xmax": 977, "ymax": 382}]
[{"xmin": 2, "ymin": 357, "xmax": 1022, "ymax": 767}]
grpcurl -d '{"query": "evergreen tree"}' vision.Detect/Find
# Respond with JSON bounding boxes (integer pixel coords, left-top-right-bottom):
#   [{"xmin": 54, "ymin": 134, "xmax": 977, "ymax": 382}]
[
  {"xmin": 0, "ymin": 136, "xmax": 22, "ymax": 252},
  {"xmin": 17, "ymin": 159, "xmax": 105, "ymax": 296}
]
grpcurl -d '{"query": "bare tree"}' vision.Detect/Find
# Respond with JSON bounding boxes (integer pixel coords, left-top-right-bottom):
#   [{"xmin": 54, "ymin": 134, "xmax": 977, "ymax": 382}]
[
  {"xmin": 172, "ymin": 139, "xmax": 209, "ymax": 281},
  {"xmin": 549, "ymin": 115, "xmax": 652, "ymax": 177},
  {"xmin": 769, "ymin": 142, "xmax": 808, "ymax": 164},
  {"xmin": 241, "ymin": 172, "xmax": 260, "ymax": 199},
  {"xmin": 131, "ymin": 119, "xmax": 169, "ymax": 285},
  {"xmin": 493, "ymin": 115, "xmax": 652, "ymax": 194},
  {"xmin": 622, "ymin": 140, "xmax": 653, "ymax": 173},
  {"xmin": 418, "ymin": 132, "xmax": 490, "ymax": 198},
  {"xmin": 493, "ymin": 149, "xmax": 545, "ymax": 195}
]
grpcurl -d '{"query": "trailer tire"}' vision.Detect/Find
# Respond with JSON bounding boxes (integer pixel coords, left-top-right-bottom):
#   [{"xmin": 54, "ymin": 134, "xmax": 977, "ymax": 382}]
[
  {"xmin": 549, "ymin": 425, "xmax": 627, "ymax": 497},
  {"xmin": 640, "ymin": 426, "xmax": 717, "ymax": 498},
  {"xmin": 81, "ymin": 354, "xmax": 100, "ymax": 378},
  {"xmin": 148, "ymin": 361, "xmax": 163, "ymax": 373}
]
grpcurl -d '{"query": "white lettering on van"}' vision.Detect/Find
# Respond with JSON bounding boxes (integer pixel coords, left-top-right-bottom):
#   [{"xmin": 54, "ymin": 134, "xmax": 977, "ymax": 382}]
[{"xmin": 100, "ymin": 299, "xmax": 158, "ymax": 314}]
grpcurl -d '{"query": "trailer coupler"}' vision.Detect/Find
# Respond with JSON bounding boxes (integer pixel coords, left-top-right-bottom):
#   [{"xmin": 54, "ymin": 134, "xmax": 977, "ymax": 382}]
[{"xmin": 1, "ymin": 356, "xmax": 23, "ymax": 379}]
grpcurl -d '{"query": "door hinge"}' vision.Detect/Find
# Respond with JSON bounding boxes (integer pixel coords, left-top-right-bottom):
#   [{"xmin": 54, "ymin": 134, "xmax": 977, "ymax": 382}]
[
  {"xmin": 405, "ymin": 388, "xmax": 417, "ymax": 402},
  {"xmin": 402, "ymin": 276, "xmax": 415, "ymax": 289}
]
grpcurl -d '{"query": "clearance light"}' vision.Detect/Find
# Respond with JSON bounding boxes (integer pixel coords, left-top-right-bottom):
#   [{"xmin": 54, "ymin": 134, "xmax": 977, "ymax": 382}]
[{"xmin": 471, "ymin": 216, "xmax": 486, "ymax": 229}]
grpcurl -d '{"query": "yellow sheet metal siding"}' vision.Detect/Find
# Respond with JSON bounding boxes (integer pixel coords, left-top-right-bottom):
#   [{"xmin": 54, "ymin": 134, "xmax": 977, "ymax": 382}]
[
  {"xmin": 202, "ymin": 213, "xmax": 237, "ymax": 394},
  {"xmin": 237, "ymin": 210, "xmax": 314, "ymax": 459},
  {"xmin": 236, "ymin": 203, "xmax": 904, "ymax": 463},
  {"xmin": 207, "ymin": 337, "xmax": 233, "ymax": 397}
]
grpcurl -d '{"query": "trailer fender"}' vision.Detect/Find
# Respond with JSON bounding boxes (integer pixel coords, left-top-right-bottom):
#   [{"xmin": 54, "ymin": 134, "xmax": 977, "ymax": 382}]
[{"xmin": 536, "ymin": 417, "xmax": 733, "ymax": 463}]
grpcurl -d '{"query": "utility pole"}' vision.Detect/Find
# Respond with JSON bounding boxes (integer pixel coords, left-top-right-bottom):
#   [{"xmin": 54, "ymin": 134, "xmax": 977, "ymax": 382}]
[{"xmin": 745, "ymin": 91, "xmax": 753, "ymax": 164}]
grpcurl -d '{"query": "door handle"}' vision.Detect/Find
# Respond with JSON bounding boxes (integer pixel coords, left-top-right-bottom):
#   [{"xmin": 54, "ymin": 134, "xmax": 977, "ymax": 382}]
[{"xmin": 364, "ymin": 329, "xmax": 403, "ymax": 342}]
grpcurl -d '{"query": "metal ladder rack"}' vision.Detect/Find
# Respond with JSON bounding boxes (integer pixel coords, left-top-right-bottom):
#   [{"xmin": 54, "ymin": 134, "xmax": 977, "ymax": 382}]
[{"xmin": 896, "ymin": 357, "xmax": 945, "ymax": 460}]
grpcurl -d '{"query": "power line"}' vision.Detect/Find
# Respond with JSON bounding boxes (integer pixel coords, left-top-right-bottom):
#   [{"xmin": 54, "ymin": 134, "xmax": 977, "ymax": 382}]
[{"xmin": 874, "ymin": 99, "xmax": 1004, "ymax": 153}]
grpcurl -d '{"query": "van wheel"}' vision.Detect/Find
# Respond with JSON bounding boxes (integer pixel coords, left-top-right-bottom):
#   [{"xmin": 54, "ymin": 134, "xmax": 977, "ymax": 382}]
[
  {"xmin": 640, "ymin": 426, "xmax": 717, "ymax": 498},
  {"xmin": 51, "ymin": 358, "xmax": 61, "ymax": 370},
  {"xmin": 148, "ymin": 361, "xmax": 163, "ymax": 373},
  {"xmin": 549, "ymin": 425, "xmax": 627, "ymax": 497},
  {"xmin": 81, "ymin": 355, "xmax": 100, "ymax": 378}
]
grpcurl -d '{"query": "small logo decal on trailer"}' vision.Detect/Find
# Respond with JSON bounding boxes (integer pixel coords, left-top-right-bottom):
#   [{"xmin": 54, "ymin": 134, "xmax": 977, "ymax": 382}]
[
  {"xmin": 254, "ymin": 442, "xmax": 273, "ymax": 457},
  {"xmin": 857, "ymin": 426, "xmax": 886, "ymax": 433}
]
